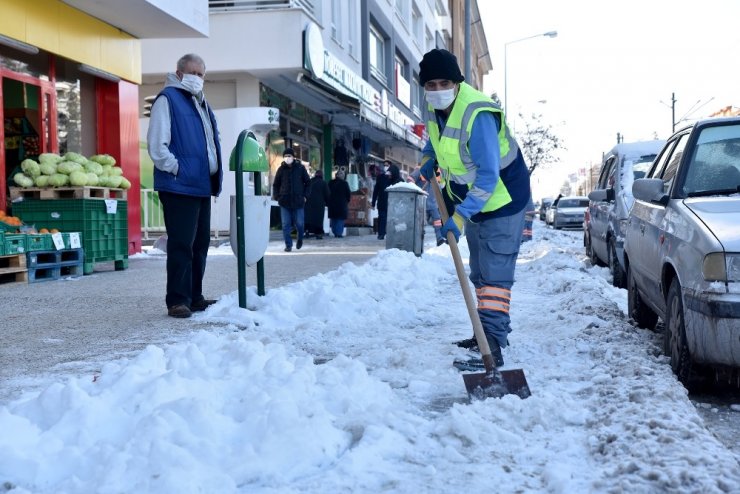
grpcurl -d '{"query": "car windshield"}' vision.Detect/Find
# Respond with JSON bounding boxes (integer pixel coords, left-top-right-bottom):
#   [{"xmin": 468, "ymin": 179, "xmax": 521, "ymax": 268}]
[
  {"xmin": 631, "ymin": 156, "xmax": 657, "ymax": 180},
  {"xmin": 682, "ymin": 124, "xmax": 740, "ymax": 197},
  {"xmin": 558, "ymin": 199, "xmax": 589, "ymax": 208}
]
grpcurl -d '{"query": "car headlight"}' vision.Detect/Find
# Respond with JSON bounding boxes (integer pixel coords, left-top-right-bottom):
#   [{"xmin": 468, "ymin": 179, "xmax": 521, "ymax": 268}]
[{"xmin": 703, "ymin": 252, "xmax": 740, "ymax": 282}]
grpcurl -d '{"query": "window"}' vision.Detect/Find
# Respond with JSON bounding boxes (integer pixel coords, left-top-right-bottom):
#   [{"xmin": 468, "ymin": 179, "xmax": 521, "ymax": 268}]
[
  {"xmin": 331, "ymin": 0, "xmax": 342, "ymax": 44},
  {"xmin": 411, "ymin": 74, "xmax": 421, "ymax": 117},
  {"xmin": 395, "ymin": 0, "xmax": 409, "ymax": 25},
  {"xmin": 658, "ymin": 134, "xmax": 689, "ymax": 194},
  {"xmin": 370, "ymin": 25, "xmax": 387, "ymax": 84},
  {"xmin": 598, "ymin": 157, "xmax": 616, "ymax": 189},
  {"xmin": 425, "ymin": 27, "xmax": 433, "ymax": 53},
  {"xmin": 412, "ymin": 3, "xmax": 422, "ymax": 47}
]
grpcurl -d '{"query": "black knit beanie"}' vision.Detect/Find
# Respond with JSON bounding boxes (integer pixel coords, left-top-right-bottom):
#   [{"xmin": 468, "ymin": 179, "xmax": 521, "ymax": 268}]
[{"xmin": 419, "ymin": 49, "xmax": 465, "ymax": 86}]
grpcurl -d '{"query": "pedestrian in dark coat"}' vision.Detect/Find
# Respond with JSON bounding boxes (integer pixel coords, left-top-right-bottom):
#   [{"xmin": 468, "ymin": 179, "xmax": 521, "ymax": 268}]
[
  {"xmin": 371, "ymin": 160, "xmax": 402, "ymax": 240},
  {"xmin": 305, "ymin": 170, "xmax": 330, "ymax": 239},
  {"xmin": 328, "ymin": 170, "xmax": 351, "ymax": 237},
  {"xmin": 272, "ymin": 148, "xmax": 310, "ymax": 251}
]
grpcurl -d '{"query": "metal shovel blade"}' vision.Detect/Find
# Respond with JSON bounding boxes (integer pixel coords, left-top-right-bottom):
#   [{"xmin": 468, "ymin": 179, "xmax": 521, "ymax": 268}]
[{"xmin": 463, "ymin": 369, "xmax": 531, "ymax": 400}]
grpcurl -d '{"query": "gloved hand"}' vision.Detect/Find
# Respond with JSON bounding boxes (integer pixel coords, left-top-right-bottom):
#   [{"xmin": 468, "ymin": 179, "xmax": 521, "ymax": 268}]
[
  {"xmin": 441, "ymin": 212, "xmax": 465, "ymax": 242},
  {"xmin": 420, "ymin": 160, "xmax": 438, "ymax": 181}
]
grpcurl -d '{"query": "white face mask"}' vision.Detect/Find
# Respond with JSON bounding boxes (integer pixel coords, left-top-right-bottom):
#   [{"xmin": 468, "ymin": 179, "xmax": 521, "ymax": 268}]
[
  {"xmin": 180, "ymin": 74, "xmax": 204, "ymax": 95},
  {"xmin": 425, "ymin": 87, "xmax": 456, "ymax": 110},
  {"xmin": 284, "ymin": 157, "xmax": 294, "ymax": 164}
]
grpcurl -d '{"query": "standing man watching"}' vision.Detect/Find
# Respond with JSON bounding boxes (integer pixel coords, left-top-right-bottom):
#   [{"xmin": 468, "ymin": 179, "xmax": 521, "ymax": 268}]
[
  {"xmin": 147, "ymin": 53, "xmax": 223, "ymax": 319},
  {"xmin": 418, "ymin": 49, "xmax": 532, "ymax": 367},
  {"xmin": 272, "ymin": 148, "xmax": 310, "ymax": 252}
]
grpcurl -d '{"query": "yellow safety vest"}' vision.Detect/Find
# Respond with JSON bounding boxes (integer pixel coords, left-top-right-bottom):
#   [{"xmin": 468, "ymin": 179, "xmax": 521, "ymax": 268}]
[{"xmin": 425, "ymin": 82, "xmax": 520, "ymax": 213}]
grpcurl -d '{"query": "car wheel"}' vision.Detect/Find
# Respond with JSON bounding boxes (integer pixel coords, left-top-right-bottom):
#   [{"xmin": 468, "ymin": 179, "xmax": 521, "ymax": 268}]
[
  {"xmin": 665, "ymin": 279, "xmax": 694, "ymax": 386},
  {"xmin": 627, "ymin": 266, "xmax": 658, "ymax": 329},
  {"xmin": 608, "ymin": 238, "xmax": 626, "ymax": 289}
]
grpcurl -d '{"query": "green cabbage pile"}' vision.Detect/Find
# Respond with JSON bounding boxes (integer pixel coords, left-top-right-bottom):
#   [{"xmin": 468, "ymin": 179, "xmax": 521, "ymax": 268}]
[{"xmin": 12, "ymin": 152, "xmax": 131, "ymax": 189}]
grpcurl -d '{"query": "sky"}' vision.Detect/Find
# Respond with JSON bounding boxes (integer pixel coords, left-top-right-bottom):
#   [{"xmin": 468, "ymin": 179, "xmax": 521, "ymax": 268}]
[
  {"xmin": 1, "ymin": 227, "xmax": 739, "ymax": 493},
  {"xmin": 478, "ymin": 0, "xmax": 740, "ymax": 200}
]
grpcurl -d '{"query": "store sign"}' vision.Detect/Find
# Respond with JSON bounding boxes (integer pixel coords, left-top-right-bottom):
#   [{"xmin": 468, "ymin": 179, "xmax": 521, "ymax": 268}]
[{"xmin": 304, "ymin": 23, "xmax": 377, "ymax": 106}]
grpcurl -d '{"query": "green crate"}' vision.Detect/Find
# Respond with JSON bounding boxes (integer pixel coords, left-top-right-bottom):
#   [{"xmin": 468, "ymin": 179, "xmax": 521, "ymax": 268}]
[
  {"xmin": 13, "ymin": 199, "xmax": 128, "ymax": 274},
  {"xmin": 26, "ymin": 234, "xmax": 54, "ymax": 252},
  {"xmin": 0, "ymin": 221, "xmax": 21, "ymax": 233},
  {"xmin": 62, "ymin": 232, "xmax": 84, "ymax": 250},
  {"xmin": 3, "ymin": 234, "xmax": 28, "ymax": 255},
  {"xmin": 0, "ymin": 231, "xmax": 4, "ymax": 256}
]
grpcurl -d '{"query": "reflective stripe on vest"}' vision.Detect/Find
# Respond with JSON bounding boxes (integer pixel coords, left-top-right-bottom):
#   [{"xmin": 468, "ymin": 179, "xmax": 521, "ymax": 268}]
[{"xmin": 425, "ymin": 83, "xmax": 518, "ymax": 213}]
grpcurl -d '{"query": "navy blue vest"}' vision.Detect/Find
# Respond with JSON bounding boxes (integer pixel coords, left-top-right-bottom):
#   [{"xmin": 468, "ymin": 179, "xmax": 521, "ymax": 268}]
[{"xmin": 153, "ymin": 86, "xmax": 223, "ymax": 197}]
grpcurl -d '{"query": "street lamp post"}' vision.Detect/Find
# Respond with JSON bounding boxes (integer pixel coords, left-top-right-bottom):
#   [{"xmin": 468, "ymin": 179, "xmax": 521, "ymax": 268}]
[{"xmin": 504, "ymin": 31, "xmax": 557, "ymax": 114}]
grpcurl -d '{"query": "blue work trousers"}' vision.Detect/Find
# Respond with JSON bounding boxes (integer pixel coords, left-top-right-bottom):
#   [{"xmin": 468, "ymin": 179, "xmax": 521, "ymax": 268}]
[{"xmin": 465, "ymin": 208, "xmax": 526, "ymax": 348}]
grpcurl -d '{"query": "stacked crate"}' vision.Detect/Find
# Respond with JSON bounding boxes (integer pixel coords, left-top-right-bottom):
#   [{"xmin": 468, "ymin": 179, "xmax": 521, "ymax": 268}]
[{"xmin": 13, "ymin": 195, "xmax": 128, "ymax": 275}]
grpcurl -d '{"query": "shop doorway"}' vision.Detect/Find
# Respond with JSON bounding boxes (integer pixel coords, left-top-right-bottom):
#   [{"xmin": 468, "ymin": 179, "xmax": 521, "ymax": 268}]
[{"xmin": 1, "ymin": 70, "xmax": 56, "ymax": 211}]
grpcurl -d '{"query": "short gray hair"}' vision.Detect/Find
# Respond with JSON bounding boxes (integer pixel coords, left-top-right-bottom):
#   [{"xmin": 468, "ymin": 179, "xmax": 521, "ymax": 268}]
[{"xmin": 177, "ymin": 53, "xmax": 206, "ymax": 72}]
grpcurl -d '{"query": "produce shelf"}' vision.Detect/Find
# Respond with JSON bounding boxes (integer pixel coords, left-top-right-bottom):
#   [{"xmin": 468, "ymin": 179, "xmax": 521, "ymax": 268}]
[{"xmin": 9, "ymin": 186, "xmax": 127, "ymax": 201}]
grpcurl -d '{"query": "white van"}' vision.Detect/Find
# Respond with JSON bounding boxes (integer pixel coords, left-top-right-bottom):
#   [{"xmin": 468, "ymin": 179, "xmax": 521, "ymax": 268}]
[{"xmin": 584, "ymin": 140, "xmax": 664, "ymax": 288}]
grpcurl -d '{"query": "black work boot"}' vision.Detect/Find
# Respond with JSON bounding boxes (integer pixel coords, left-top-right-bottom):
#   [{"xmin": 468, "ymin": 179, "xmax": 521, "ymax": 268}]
[
  {"xmin": 455, "ymin": 336, "xmax": 478, "ymax": 350},
  {"xmin": 486, "ymin": 335, "xmax": 505, "ymax": 368}
]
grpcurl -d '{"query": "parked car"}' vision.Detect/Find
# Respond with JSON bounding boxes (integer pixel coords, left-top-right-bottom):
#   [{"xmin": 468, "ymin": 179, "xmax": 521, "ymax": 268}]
[
  {"xmin": 585, "ymin": 140, "xmax": 665, "ymax": 288},
  {"xmin": 547, "ymin": 196, "xmax": 589, "ymax": 229},
  {"xmin": 624, "ymin": 117, "xmax": 740, "ymax": 386},
  {"xmin": 538, "ymin": 197, "xmax": 553, "ymax": 221}
]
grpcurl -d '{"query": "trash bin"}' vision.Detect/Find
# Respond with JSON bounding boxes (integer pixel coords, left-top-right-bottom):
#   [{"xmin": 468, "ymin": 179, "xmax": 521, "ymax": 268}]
[{"xmin": 386, "ymin": 186, "xmax": 426, "ymax": 256}]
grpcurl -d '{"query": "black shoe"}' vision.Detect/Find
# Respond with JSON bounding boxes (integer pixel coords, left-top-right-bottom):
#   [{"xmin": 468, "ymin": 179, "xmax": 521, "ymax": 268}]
[
  {"xmin": 191, "ymin": 298, "xmax": 217, "ymax": 312},
  {"xmin": 284, "ymin": 246, "xmax": 292, "ymax": 252},
  {"xmin": 296, "ymin": 238, "xmax": 303, "ymax": 249},
  {"xmin": 455, "ymin": 336, "xmax": 478, "ymax": 350},
  {"xmin": 486, "ymin": 336, "xmax": 505, "ymax": 367},
  {"xmin": 168, "ymin": 304, "xmax": 192, "ymax": 318},
  {"xmin": 378, "ymin": 235, "xmax": 385, "ymax": 240},
  {"xmin": 436, "ymin": 238, "xmax": 445, "ymax": 246}
]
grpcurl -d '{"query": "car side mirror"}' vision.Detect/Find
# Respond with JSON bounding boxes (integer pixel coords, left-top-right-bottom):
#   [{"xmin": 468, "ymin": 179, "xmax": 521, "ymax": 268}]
[
  {"xmin": 632, "ymin": 178, "xmax": 667, "ymax": 205},
  {"xmin": 588, "ymin": 189, "xmax": 607, "ymax": 201}
]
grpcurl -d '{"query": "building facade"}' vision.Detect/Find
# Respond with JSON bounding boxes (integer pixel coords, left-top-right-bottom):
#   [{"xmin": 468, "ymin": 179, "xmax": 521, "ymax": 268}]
[{"xmin": 141, "ymin": 0, "xmax": 491, "ymax": 230}]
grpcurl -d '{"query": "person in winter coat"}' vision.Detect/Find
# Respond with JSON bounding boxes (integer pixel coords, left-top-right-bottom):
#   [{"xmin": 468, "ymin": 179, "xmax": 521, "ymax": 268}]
[
  {"xmin": 147, "ymin": 53, "xmax": 223, "ymax": 319},
  {"xmin": 418, "ymin": 48, "xmax": 531, "ymax": 368},
  {"xmin": 305, "ymin": 169, "xmax": 330, "ymax": 239},
  {"xmin": 272, "ymin": 148, "xmax": 310, "ymax": 252},
  {"xmin": 371, "ymin": 160, "xmax": 402, "ymax": 240},
  {"xmin": 328, "ymin": 170, "xmax": 351, "ymax": 238}
]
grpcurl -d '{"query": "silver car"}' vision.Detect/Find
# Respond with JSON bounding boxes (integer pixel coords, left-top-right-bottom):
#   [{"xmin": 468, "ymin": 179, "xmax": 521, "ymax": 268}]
[
  {"xmin": 585, "ymin": 140, "xmax": 664, "ymax": 288},
  {"xmin": 548, "ymin": 196, "xmax": 589, "ymax": 229},
  {"xmin": 624, "ymin": 117, "xmax": 740, "ymax": 385}
]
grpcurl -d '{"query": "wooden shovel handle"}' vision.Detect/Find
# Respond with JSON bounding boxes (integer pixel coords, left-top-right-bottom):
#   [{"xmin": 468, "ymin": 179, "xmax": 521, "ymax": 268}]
[{"xmin": 429, "ymin": 176, "xmax": 496, "ymax": 373}]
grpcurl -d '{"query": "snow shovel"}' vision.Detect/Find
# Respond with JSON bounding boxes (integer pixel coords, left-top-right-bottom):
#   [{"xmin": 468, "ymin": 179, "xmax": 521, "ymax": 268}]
[{"xmin": 429, "ymin": 176, "xmax": 531, "ymax": 400}]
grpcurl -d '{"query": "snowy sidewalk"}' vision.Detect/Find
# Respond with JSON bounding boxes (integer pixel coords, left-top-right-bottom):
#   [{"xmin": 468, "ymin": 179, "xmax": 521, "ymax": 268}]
[{"xmin": 0, "ymin": 228, "xmax": 738, "ymax": 493}]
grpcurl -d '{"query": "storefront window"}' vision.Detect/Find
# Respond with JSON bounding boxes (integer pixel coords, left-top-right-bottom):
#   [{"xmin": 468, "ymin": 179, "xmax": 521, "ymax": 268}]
[{"xmin": 0, "ymin": 50, "xmax": 49, "ymax": 80}]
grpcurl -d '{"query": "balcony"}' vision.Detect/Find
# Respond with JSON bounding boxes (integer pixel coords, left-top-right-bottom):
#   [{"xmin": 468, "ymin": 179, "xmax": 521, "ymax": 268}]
[{"xmin": 208, "ymin": 0, "xmax": 320, "ymax": 19}]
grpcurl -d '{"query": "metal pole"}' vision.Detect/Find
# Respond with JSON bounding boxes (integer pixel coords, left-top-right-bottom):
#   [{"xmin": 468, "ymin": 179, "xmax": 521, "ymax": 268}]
[
  {"xmin": 464, "ymin": 0, "xmax": 471, "ymax": 81},
  {"xmin": 254, "ymin": 170, "xmax": 265, "ymax": 296},
  {"xmin": 235, "ymin": 130, "xmax": 248, "ymax": 309},
  {"xmin": 671, "ymin": 92, "xmax": 676, "ymax": 133}
]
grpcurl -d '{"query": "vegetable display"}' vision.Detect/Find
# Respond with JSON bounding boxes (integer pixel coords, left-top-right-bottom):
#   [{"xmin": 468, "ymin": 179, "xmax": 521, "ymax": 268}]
[{"xmin": 13, "ymin": 153, "xmax": 131, "ymax": 189}]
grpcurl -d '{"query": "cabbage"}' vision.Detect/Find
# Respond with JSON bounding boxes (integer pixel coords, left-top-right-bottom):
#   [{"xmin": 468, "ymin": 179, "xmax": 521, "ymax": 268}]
[
  {"xmin": 119, "ymin": 178, "xmax": 131, "ymax": 189},
  {"xmin": 40, "ymin": 162, "xmax": 57, "ymax": 176},
  {"xmin": 49, "ymin": 173, "xmax": 70, "ymax": 187},
  {"xmin": 39, "ymin": 153, "xmax": 63, "ymax": 165},
  {"xmin": 34, "ymin": 175, "xmax": 50, "ymax": 187},
  {"xmin": 86, "ymin": 173, "xmax": 99, "ymax": 186},
  {"xmin": 14, "ymin": 172, "xmax": 34, "ymax": 187},
  {"xmin": 109, "ymin": 166, "xmax": 123, "ymax": 177},
  {"xmin": 21, "ymin": 159, "xmax": 41, "ymax": 178},
  {"xmin": 69, "ymin": 170, "xmax": 88, "ymax": 186},
  {"xmin": 63, "ymin": 152, "xmax": 87, "ymax": 165},
  {"xmin": 99, "ymin": 165, "xmax": 112, "ymax": 176},
  {"xmin": 90, "ymin": 154, "xmax": 116, "ymax": 166},
  {"xmin": 57, "ymin": 161, "xmax": 83, "ymax": 175},
  {"xmin": 84, "ymin": 160, "xmax": 104, "ymax": 176}
]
